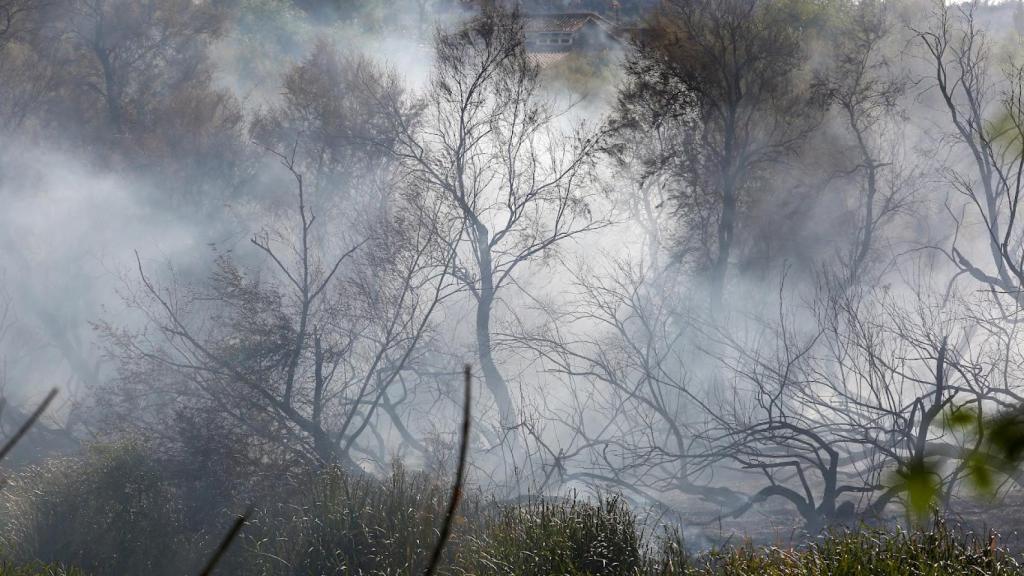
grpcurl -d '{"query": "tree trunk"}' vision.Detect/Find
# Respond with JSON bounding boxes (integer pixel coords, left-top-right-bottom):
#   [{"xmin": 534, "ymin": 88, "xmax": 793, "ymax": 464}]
[
  {"xmin": 710, "ymin": 180, "xmax": 737, "ymax": 311},
  {"xmin": 710, "ymin": 107, "xmax": 739, "ymax": 312},
  {"xmin": 474, "ymin": 227, "xmax": 515, "ymax": 430}
]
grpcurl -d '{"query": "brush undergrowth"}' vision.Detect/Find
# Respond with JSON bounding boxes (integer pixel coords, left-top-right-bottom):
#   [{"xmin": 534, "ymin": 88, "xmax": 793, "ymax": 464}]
[{"xmin": 0, "ymin": 442, "xmax": 1021, "ymax": 575}]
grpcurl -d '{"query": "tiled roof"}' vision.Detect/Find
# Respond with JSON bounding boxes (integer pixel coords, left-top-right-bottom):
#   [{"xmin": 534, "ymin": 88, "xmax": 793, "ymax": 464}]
[{"xmin": 522, "ymin": 12, "xmax": 615, "ymax": 34}]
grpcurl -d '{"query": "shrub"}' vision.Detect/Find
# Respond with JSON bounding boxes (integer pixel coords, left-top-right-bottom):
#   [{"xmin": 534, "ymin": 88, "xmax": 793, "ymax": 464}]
[{"xmin": 0, "ymin": 442, "xmax": 198, "ymax": 575}]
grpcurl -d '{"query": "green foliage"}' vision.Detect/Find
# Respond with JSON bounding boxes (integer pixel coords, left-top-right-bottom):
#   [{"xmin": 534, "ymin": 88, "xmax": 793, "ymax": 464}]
[
  {"xmin": 904, "ymin": 404, "xmax": 1024, "ymax": 514},
  {"xmin": 984, "ymin": 408, "xmax": 1024, "ymax": 465},
  {"xmin": 893, "ymin": 458, "xmax": 941, "ymax": 520}
]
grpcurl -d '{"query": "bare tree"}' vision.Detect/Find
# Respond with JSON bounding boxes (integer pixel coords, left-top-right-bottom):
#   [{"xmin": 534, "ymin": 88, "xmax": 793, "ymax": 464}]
[
  {"xmin": 101, "ymin": 145, "xmax": 454, "ymax": 470},
  {"xmin": 692, "ymin": 283, "xmax": 961, "ymax": 530},
  {"xmin": 519, "ymin": 258, "xmax": 742, "ymax": 511},
  {"xmin": 816, "ymin": 0, "xmax": 913, "ymax": 284},
  {"xmin": 916, "ymin": 1, "xmax": 1024, "ymax": 303},
  {"xmin": 386, "ymin": 10, "xmax": 607, "ymax": 431},
  {"xmin": 521, "ymin": 253, "xmax": 1022, "ymax": 533}
]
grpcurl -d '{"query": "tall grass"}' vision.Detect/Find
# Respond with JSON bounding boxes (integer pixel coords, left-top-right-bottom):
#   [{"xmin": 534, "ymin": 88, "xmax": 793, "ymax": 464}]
[
  {"xmin": 240, "ymin": 463, "xmax": 457, "ymax": 574},
  {"xmin": 460, "ymin": 494, "xmax": 649, "ymax": 575}
]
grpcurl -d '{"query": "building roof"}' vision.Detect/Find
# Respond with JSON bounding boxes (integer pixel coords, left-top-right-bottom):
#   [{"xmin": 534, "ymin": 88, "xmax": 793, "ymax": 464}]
[
  {"xmin": 522, "ymin": 12, "xmax": 617, "ymax": 35},
  {"xmin": 527, "ymin": 52, "xmax": 570, "ymax": 67}
]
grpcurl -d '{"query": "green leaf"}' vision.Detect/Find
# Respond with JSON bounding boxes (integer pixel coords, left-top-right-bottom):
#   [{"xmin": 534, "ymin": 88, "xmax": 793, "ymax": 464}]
[
  {"xmin": 941, "ymin": 405, "xmax": 980, "ymax": 431},
  {"xmin": 965, "ymin": 452, "xmax": 996, "ymax": 496},
  {"xmin": 986, "ymin": 408, "xmax": 1024, "ymax": 465},
  {"xmin": 899, "ymin": 459, "xmax": 939, "ymax": 520}
]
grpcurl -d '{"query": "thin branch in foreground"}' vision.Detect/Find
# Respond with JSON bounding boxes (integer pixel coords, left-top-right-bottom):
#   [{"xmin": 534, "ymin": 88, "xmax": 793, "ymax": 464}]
[
  {"xmin": 0, "ymin": 387, "xmax": 57, "ymax": 464},
  {"xmin": 423, "ymin": 364, "xmax": 473, "ymax": 576},
  {"xmin": 197, "ymin": 508, "xmax": 250, "ymax": 576}
]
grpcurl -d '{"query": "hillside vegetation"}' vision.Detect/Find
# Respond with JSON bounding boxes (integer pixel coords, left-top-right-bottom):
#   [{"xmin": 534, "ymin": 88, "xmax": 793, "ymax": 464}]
[{"xmin": 0, "ymin": 443, "xmax": 1019, "ymax": 576}]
